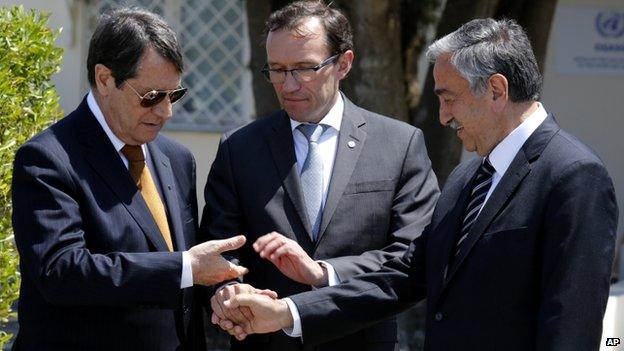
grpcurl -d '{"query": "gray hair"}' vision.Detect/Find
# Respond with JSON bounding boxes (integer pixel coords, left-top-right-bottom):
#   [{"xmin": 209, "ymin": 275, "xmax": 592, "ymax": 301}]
[{"xmin": 426, "ymin": 18, "xmax": 541, "ymax": 102}]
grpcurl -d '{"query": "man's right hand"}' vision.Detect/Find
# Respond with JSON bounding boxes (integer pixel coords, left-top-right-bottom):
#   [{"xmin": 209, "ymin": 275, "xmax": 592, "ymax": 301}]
[
  {"xmin": 220, "ymin": 294, "xmax": 294, "ymax": 337},
  {"xmin": 187, "ymin": 235, "xmax": 249, "ymax": 286},
  {"xmin": 210, "ymin": 283, "xmax": 278, "ymax": 330}
]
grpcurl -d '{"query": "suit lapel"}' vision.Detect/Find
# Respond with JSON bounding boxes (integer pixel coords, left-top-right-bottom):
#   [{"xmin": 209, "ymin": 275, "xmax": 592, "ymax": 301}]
[
  {"xmin": 148, "ymin": 142, "xmax": 186, "ymax": 251},
  {"xmin": 444, "ymin": 114, "xmax": 560, "ymax": 284},
  {"xmin": 427, "ymin": 166, "xmax": 476, "ymax": 301},
  {"xmin": 265, "ymin": 112, "xmax": 315, "ymax": 245},
  {"xmin": 316, "ymin": 98, "xmax": 367, "ymax": 244},
  {"xmin": 77, "ymin": 99, "xmax": 170, "ymax": 252},
  {"xmin": 445, "ymin": 150, "xmax": 530, "ymax": 283}
]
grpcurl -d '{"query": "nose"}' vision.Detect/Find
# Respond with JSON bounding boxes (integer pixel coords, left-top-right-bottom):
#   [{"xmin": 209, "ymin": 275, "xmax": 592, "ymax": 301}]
[
  {"xmin": 438, "ymin": 102, "xmax": 452, "ymax": 126},
  {"xmin": 153, "ymin": 97, "xmax": 173, "ymax": 120},
  {"xmin": 281, "ymin": 71, "xmax": 301, "ymax": 93}
]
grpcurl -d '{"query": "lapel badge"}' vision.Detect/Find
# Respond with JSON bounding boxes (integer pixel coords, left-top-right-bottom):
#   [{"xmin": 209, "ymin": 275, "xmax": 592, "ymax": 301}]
[{"xmin": 347, "ymin": 140, "xmax": 356, "ymax": 149}]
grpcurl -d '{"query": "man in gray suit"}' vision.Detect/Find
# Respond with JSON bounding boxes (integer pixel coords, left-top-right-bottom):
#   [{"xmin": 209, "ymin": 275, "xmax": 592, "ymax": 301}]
[{"xmin": 201, "ymin": 1, "xmax": 439, "ymax": 350}]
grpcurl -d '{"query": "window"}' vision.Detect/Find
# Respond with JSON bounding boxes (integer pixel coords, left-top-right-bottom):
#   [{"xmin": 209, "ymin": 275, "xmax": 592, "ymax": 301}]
[{"xmin": 85, "ymin": 0, "xmax": 253, "ymax": 132}]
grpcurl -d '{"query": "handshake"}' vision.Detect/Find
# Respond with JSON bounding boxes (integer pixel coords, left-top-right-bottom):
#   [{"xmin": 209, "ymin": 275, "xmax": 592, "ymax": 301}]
[{"xmin": 207, "ymin": 231, "xmax": 331, "ymax": 340}]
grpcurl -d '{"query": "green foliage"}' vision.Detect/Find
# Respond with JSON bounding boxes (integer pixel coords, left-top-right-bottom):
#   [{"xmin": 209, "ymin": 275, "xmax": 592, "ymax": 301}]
[{"xmin": 0, "ymin": 5, "xmax": 63, "ymax": 347}]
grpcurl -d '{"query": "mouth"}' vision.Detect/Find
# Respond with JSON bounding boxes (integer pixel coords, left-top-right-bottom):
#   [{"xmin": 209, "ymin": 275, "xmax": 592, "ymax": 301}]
[
  {"xmin": 141, "ymin": 122, "xmax": 162, "ymax": 129},
  {"xmin": 448, "ymin": 120, "xmax": 462, "ymax": 131},
  {"xmin": 282, "ymin": 96, "xmax": 307, "ymax": 103}
]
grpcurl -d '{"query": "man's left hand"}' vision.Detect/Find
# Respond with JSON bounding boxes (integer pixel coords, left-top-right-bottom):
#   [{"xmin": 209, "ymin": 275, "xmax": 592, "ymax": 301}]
[{"xmin": 254, "ymin": 232, "xmax": 327, "ymax": 286}]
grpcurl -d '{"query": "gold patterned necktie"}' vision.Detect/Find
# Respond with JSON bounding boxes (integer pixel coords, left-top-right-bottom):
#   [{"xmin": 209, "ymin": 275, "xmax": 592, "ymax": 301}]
[{"xmin": 121, "ymin": 144, "xmax": 174, "ymax": 251}]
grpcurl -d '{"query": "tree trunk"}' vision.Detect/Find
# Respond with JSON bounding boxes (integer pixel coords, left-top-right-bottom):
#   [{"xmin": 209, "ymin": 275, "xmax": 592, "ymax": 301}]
[
  {"xmin": 247, "ymin": 0, "xmax": 280, "ymax": 118},
  {"xmin": 494, "ymin": 0, "xmax": 559, "ymax": 73},
  {"xmin": 337, "ymin": 0, "xmax": 408, "ymax": 121},
  {"xmin": 409, "ymin": 0, "xmax": 503, "ymax": 187}
]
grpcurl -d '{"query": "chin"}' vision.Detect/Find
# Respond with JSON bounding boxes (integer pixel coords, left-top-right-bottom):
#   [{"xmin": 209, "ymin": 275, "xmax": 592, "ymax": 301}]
[
  {"xmin": 139, "ymin": 134, "xmax": 159, "ymax": 144},
  {"xmin": 285, "ymin": 110, "xmax": 311, "ymax": 123}
]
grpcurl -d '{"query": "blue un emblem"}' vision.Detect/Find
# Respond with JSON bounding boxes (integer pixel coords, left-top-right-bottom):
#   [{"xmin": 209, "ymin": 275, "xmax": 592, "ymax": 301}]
[{"xmin": 595, "ymin": 11, "xmax": 624, "ymax": 38}]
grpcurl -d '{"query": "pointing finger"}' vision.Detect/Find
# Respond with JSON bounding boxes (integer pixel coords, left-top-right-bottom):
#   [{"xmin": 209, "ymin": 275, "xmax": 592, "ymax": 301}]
[{"xmin": 213, "ymin": 235, "xmax": 247, "ymax": 253}]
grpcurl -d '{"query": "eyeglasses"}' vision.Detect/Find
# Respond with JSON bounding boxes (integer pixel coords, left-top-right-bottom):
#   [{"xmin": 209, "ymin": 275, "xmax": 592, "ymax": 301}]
[
  {"xmin": 125, "ymin": 81, "xmax": 188, "ymax": 108},
  {"xmin": 261, "ymin": 54, "xmax": 340, "ymax": 84}
]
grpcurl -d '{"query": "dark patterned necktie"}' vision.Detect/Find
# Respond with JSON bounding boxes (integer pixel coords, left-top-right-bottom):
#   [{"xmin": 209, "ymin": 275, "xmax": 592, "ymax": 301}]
[{"xmin": 454, "ymin": 158, "xmax": 495, "ymax": 258}]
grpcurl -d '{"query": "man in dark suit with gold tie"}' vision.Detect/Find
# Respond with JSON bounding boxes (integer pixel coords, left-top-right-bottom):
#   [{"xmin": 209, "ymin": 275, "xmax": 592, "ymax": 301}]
[{"xmin": 11, "ymin": 8, "xmax": 252, "ymax": 350}]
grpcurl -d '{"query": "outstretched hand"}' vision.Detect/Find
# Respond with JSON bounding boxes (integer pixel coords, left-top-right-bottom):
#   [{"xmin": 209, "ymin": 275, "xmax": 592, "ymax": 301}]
[
  {"xmin": 188, "ymin": 235, "xmax": 249, "ymax": 286},
  {"xmin": 254, "ymin": 232, "xmax": 328, "ymax": 286}
]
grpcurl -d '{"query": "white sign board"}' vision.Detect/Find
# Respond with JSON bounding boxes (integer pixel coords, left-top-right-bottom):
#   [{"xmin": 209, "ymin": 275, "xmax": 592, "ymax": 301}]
[{"xmin": 553, "ymin": 6, "xmax": 624, "ymax": 75}]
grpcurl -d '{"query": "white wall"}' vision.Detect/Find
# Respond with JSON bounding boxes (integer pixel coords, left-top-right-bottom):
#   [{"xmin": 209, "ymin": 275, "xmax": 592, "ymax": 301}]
[{"xmin": 542, "ymin": 0, "xmax": 624, "ymax": 236}]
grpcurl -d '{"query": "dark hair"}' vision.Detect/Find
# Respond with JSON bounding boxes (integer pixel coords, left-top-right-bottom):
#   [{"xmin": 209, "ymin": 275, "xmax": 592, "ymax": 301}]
[
  {"xmin": 87, "ymin": 7, "xmax": 183, "ymax": 88},
  {"xmin": 426, "ymin": 18, "xmax": 542, "ymax": 102},
  {"xmin": 265, "ymin": 0, "xmax": 353, "ymax": 55}
]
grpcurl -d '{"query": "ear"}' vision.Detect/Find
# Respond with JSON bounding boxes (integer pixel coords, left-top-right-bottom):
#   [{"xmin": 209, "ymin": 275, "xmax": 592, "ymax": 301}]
[
  {"xmin": 336, "ymin": 50, "xmax": 354, "ymax": 80},
  {"xmin": 94, "ymin": 63, "xmax": 116, "ymax": 97},
  {"xmin": 488, "ymin": 73, "xmax": 508, "ymax": 112}
]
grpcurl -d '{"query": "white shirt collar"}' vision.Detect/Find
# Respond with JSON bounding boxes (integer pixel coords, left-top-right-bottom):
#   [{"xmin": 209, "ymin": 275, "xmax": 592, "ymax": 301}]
[
  {"xmin": 87, "ymin": 90, "xmax": 148, "ymax": 157},
  {"xmin": 488, "ymin": 102, "xmax": 548, "ymax": 176},
  {"xmin": 289, "ymin": 93, "xmax": 344, "ymax": 132},
  {"xmin": 87, "ymin": 90, "xmax": 127, "ymax": 153}
]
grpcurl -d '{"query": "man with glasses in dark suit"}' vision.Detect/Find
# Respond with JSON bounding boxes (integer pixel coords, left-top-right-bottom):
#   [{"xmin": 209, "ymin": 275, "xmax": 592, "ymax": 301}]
[{"xmin": 202, "ymin": 1, "xmax": 439, "ymax": 350}]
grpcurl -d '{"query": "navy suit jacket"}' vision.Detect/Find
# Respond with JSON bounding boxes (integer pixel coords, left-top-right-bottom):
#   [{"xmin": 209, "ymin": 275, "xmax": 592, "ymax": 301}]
[
  {"xmin": 290, "ymin": 115, "xmax": 619, "ymax": 351},
  {"xmin": 11, "ymin": 98, "xmax": 203, "ymax": 350},
  {"xmin": 202, "ymin": 96, "xmax": 440, "ymax": 351}
]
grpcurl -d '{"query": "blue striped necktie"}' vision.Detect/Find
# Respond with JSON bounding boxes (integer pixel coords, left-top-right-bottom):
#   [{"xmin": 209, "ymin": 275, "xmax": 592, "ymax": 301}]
[{"xmin": 297, "ymin": 124, "xmax": 327, "ymax": 240}]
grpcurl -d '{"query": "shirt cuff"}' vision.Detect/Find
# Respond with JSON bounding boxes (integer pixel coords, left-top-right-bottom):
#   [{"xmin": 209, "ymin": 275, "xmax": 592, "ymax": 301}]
[
  {"xmin": 180, "ymin": 251, "xmax": 193, "ymax": 288},
  {"xmin": 282, "ymin": 298, "xmax": 303, "ymax": 338},
  {"xmin": 316, "ymin": 260, "xmax": 340, "ymax": 287}
]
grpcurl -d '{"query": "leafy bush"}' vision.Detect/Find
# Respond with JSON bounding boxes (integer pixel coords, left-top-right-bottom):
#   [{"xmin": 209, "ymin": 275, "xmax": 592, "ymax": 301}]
[{"xmin": 0, "ymin": 6, "xmax": 63, "ymax": 347}]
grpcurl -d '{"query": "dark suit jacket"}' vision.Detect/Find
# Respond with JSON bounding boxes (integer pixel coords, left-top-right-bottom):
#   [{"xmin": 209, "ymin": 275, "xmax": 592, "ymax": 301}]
[
  {"xmin": 11, "ymin": 98, "xmax": 203, "ymax": 350},
  {"xmin": 290, "ymin": 115, "xmax": 619, "ymax": 351},
  {"xmin": 201, "ymin": 96, "xmax": 440, "ymax": 350}
]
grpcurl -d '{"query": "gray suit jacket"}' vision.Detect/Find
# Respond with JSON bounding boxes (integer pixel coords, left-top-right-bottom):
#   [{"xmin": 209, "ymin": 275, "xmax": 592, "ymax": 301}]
[{"xmin": 201, "ymin": 96, "xmax": 439, "ymax": 351}]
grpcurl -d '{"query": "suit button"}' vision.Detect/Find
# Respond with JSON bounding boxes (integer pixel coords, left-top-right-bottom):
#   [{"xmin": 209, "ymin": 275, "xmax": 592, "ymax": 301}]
[
  {"xmin": 183, "ymin": 307, "xmax": 190, "ymax": 314},
  {"xmin": 434, "ymin": 312, "xmax": 443, "ymax": 321}
]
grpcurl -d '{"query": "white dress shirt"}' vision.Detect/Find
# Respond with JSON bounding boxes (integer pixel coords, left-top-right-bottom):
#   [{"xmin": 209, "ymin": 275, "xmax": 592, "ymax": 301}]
[
  {"xmin": 284, "ymin": 102, "xmax": 549, "ymax": 339},
  {"xmin": 290, "ymin": 94, "xmax": 343, "ymax": 206},
  {"xmin": 87, "ymin": 91, "xmax": 193, "ymax": 289},
  {"xmin": 483, "ymin": 102, "xmax": 548, "ymax": 207},
  {"xmin": 217, "ymin": 96, "xmax": 347, "ymax": 301}
]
